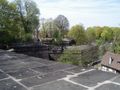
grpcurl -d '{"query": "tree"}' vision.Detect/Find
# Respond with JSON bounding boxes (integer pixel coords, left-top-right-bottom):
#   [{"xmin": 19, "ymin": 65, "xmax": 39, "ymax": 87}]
[
  {"xmin": 94, "ymin": 26, "xmax": 103, "ymax": 39},
  {"xmin": 101, "ymin": 26, "xmax": 113, "ymax": 42},
  {"xmin": 52, "ymin": 30, "xmax": 62, "ymax": 45},
  {"xmin": 0, "ymin": 0, "xmax": 21, "ymax": 44},
  {"xmin": 0, "ymin": 0, "xmax": 40, "ymax": 45},
  {"xmin": 15, "ymin": 0, "xmax": 40, "ymax": 34},
  {"xmin": 59, "ymin": 45, "xmax": 98, "ymax": 67},
  {"xmin": 112, "ymin": 27, "xmax": 120, "ymax": 44},
  {"xmin": 54, "ymin": 15, "xmax": 69, "ymax": 37},
  {"xmin": 112, "ymin": 27, "xmax": 120, "ymax": 54},
  {"xmin": 39, "ymin": 17, "xmax": 69, "ymax": 45},
  {"xmin": 58, "ymin": 49, "xmax": 80, "ymax": 65},
  {"xmin": 40, "ymin": 18, "xmax": 56, "ymax": 38},
  {"xmin": 86, "ymin": 27, "xmax": 96, "ymax": 43},
  {"xmin": 68, "ymin": 24, "xmax": 86, "ymax": 45},
  {"xmin": 92, "ymin": 27, "xmax": 103, "ymax": 45},
  {"xmin": 85, "ymin": 26, "xmax": 105, "ymax": 45}
]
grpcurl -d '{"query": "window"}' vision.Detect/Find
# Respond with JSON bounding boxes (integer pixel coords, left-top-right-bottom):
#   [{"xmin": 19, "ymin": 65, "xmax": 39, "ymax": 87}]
[{"xmin": 109, "ymin": 57, "xmax": 113, "ymax": 64}]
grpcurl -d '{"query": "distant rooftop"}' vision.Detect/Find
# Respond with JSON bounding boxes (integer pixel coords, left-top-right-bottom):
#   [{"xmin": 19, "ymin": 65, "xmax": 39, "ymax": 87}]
[
  {"xmin": 101, "ymin": 52, "xmax": 120, "ymax": 71},
  {"xmin": 67, "ymin": 45, "xmax": 96, "ymax": 51}
]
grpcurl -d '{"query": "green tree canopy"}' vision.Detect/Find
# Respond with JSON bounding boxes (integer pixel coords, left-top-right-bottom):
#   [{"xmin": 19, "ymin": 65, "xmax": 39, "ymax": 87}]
[
  {"xmin": 0, "ymin": 0, "xmax": 40, "ymax": 45},
  {"xmin": 86, "ymin": 27, "xmax": 96, "ymax": 43},
  {"xmin": 101, "ymin": 26, "xmax": 113, "ymax": 42},
  {"xmin": 0, "ymin": 0, "xmax": 21, "ymax": 44},
  {"xmin": 15, "ymin": 0, "xmax": 40, "ymax": 33},
  {"xmin": 68, "ymin": 24, "xmax": 86, "ymax": 45}
]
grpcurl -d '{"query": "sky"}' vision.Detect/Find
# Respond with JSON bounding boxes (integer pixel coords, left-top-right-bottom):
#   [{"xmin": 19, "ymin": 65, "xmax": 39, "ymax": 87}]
[{"xmin": 10, "ymin": 0, "xmax": 120, "ymax": 27}]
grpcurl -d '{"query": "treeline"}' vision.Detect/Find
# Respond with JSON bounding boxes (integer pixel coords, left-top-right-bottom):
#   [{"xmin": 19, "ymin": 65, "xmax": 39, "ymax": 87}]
[
  {"xmin": 68, "ymin": 25, "xmax": 120, "ymax": 45},
  {"xmin": 0, "ymin": 0, "xmax": 69, "ymax": 45},
  {"xmin": 0, "ymin": 0, "xmax": 120, "ymax": 54},
  {"xmin": 69, "ymin": 25, "xmax": 120, "ymax": 54},
  {"xmin": 40, "ymin": 20, "xmax": 120, "ymax": 54},
  {"xmin": 39, "ymin": 15, "xmax": 69, "ymax": 45},
  {"xmin": 0, "ymin": 0, "xmax": 40, "ymax": 45}
]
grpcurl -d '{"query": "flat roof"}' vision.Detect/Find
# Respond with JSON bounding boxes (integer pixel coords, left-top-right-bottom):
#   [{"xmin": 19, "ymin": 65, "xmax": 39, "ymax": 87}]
[
  {"xmin": 67, "ymin": 45, "xmax": 95, "ymax": 51},
  {"xmin": 0, "ymin": 50, "xmax": 120, "ymax": 90}
]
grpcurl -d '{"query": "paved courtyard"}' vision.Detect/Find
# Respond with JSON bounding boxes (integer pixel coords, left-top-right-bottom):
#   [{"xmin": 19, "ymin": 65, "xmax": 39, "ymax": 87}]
[{"xmin": 0, "ymin": 49, "xmax": 120, "ymax": 90}]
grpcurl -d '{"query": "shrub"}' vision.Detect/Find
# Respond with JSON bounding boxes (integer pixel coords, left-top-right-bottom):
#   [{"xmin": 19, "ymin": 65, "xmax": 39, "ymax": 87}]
[{"xmin": 59, "ymin": 48, "xmax": 89, "ymax": 67}]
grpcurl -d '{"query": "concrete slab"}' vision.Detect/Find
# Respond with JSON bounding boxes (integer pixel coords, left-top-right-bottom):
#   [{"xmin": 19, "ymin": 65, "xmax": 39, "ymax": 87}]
[
  {"xmin": 0, "ymin": 50, "xmax": 119, "ymax": 90},
  {"xmin": 32, "ymin": 63, "xmax": 75, "ymax": 74},
  {"xmin": 32, "ymin": 80, "xmax": 87, "ymax": 90},
  {"xmin": 0, "ymin": 53, "xmax": 18, "ymax": 60},
  {"xmin": 0, "ymin": 79, "xmax": 27, "ymax": 90},
  {"xmin": 113, "ymin": 76, "xmax": 120, "ymax": 84},
  {"xmin": 66, "ymin": 67, "xmax": 87, "ymax": 73},
  {"xmin": 0, "ymin": 61, "xmax": 45, "ymax": 73},
  {"xmin": 95, "ymin": 83, "xmax": 120, "ymax": 90},
  {"xmin": 0, "ymin": 62, "xmax": 28, "ymax": 72},
  {"xmin": 7, "ymin": 68, "xmax": 40, "ymax": 79},
  {"xmin": 20, "ymin": 61, "xmax": 45, "ymax": 68},
  {"xmin": 70, "ymin": 70, "xmax": 117, "ymax": 87},
  {"xmin": 0, "ymin": 71, "xmax": 8, "ymax": 80},
  {"xmin": 0, "ymin": 60, "xmax": 23, "ymax": 66},
  {"xmin": 0, "ymin": 52, "xmax": 29, "ymax": 60},
  {"xmin": 20, "ymin": 71, "xmax": 72, "ymax": 87},
  {"xmin": 28, "ymin": 58, "xmax": 58, "ymax": 65}
]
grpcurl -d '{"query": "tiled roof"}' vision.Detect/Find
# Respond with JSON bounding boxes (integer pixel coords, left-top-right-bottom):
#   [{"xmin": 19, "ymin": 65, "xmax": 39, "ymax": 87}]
[{"xmin": 101, "ymin": 52, "xmax": 120, "ymax": 71}]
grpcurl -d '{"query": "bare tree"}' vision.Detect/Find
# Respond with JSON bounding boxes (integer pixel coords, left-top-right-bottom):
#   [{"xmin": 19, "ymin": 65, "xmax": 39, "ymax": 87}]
[{"xmin": 54, "ymin": 15, "xmax": 69, "ymax": 34}]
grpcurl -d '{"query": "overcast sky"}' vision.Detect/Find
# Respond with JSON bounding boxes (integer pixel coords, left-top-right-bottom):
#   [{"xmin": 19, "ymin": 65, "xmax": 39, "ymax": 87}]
[{"xmin": 10, "ymin": 0, "xmax": 120, "ymax": 27}]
